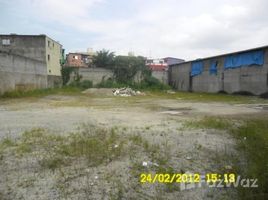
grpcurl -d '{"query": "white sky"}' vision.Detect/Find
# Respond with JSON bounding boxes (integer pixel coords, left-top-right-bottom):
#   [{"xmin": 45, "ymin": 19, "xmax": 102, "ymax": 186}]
[{"xmin": 0, "ymin": 0, "xmax": 268, "ymax": 60}]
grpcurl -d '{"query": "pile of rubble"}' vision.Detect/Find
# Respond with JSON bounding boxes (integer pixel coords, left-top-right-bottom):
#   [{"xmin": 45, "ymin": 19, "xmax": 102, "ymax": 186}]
[{"xmin": 112, "ymin": 87, "xmax": 144, "ymax": 97}]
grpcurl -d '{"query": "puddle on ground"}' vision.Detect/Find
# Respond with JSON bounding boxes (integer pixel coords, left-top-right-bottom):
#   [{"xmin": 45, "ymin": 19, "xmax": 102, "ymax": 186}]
[
  {"xmin": 159, "ymin": 107, "xmax": 192, "ymax": 115},
  {"xmin": 160, "ymin": 110, "xmax": 183, "ymax": 115},
  {"xmin": 253, "ymin": 105, "xmax": 268, "ymax": 110}
]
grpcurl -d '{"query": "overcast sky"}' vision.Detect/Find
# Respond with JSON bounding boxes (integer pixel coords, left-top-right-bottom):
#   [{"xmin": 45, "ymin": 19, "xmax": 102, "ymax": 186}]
[{"xmin": 0, "ymin": 0, "xmax": 267, "ymax": 60}]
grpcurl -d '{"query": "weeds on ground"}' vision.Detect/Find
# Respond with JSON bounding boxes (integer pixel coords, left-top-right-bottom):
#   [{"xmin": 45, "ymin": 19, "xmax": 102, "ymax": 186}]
[
  {"xmin": 0, "ymin": 86, "xmax": 82, "ymax": 98},
  {"xmin": 95, "ymin": 78, "xmax": 170, "ymax": 91},
  {"xmin": 0, "ymin": 126, "xmax": 125, "ymax": 170},
  {"xmin": 69, "ymin": 80, "xmax": 93, "ymax": 89},
  {"xmin": 183, "ymin": 116, "xmax": 234, "ymax": 130},
  {"xmin": 149, "ymin": 90, "xmax": 267, "ymax": 104},
  {"xmin": 183, "ymin": 116, "xmax": 268, "ymax": 200},
  {"xmin": 231, "ymin": 119, "xmax": 268, "ymax": 200}
]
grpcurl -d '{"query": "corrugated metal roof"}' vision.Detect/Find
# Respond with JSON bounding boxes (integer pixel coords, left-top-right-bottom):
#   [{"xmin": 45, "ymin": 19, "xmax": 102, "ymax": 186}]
[{"xmin": 170, "ymin": 45, "xmax": 268, "ymax": 67}]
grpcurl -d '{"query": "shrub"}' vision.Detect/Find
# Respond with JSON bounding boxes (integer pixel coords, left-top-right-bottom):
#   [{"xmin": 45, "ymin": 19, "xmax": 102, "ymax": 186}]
[
  {"xmin": 232, "ymin": 91, "xmax": 255, "ymax": 96},
  {"xmin": 95, "ymin": 76, "xmax": 170, "ymax": 91},
  {"xmin": 69, "ymin": 80, "xmax": 93, "ymax": 89},
  {"xmin": 0, "ymin": 87, "xmax": 82, "ymax": 98},
  {"xmin": 135, "ymin": 76, "xmax": 170, "ymax": 90},
  {"xmin": 260, "ymin": 92, "xmax": 268, "ymax": 99},
  {"xmin": 80, "ymin": 80, "xmax": 93, "ymax": 89},
  {"xmin": 96, "ymin": 79, "xmax": 125, "ymax": 88},
  {"xmin": 61, "ymin": 67, "xmax": 75, "ymax": 85}
]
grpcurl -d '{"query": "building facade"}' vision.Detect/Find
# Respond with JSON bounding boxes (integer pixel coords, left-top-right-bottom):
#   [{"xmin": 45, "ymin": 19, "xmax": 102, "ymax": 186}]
[
  {"xmin": 45, "ymin": 37, "xmax": 63, "ymax": 76},
  {"xmin": 169, "ymin": 46, "xmax": 268, "ymax": 95},
  {"xmin": 65, "ymin": 53, "xmax": 92, "ymax": 68},
  {"xmin": 163, "ymin": 57, "xmax": 185, "ymax": 66},
  {"xmin": 0, "ymin": 34, "xmax": 63, "ymax": 76},
  {"xmin": 0, "ymin": 34, "xmax": 63, "ymax": 94},
  {"xmin": 146, "ymin": 57, "xmax": 184, "ymax": 84}
]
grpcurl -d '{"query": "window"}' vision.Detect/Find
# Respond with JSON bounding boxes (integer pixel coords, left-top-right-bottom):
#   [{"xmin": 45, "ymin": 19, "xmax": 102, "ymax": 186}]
[
  {"xmin": 49, "ymin": 69, "xmax": 51, "ymax": 73},
  {"xmin": 2, "ymin": 39, "xmax": 10, "ymax": 45},
  {"xmin": 48, "ymin": 54, "xmax": 50, "ymax": 61},
  {"xmin": 48, "ymin": 41, "xmax": 50, "ymax": 47},
  {"xmin": 53, "ymin": 43, "xmax": 54, "ymax": 47}
]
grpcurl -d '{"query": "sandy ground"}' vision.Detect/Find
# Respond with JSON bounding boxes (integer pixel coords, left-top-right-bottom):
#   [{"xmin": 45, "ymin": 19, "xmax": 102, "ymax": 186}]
[
  {"xmin": 0, "ymin": 94, "xmax": 262, "ymax": 139},
  {"xmin": 0, "ymin": 91, "xmax": 267, "ymax": 199}
]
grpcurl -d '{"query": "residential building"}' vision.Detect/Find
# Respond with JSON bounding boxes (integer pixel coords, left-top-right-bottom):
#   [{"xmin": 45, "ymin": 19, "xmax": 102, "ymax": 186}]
[
  {"xmin": 146, "ymin": 57, "xmax": 184, "ymax": 71},
  {"xmin": 65, "ymin": 48, "xmax": 96, "ymax": 68},
  {"xmin": 163, "ymin": 57, "xmax": 185, "ymax": 66},
  {"xmin": 0, "ymin": 34, "xmax": 63, "ymax": 94},
  {"xmin": 146, "ymin": 58, "xmax": 168, "ymax": 71},
  {"xmin": 65, "ymin": 53, "xmax": 91, "ymax": 67},
  {"xmin": 145, "ymin": 57, "xmax": 184, "ymax": 84},
  {"xmin": 0, "ymin": 34, "xmax": 63, "ymax": 76}
]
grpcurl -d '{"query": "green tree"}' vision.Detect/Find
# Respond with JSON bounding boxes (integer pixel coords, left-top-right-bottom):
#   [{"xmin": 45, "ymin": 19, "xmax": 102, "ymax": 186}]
[
  {"xmin": 92, "ymin": 49, "xmax": 115, "ymax": 68},
  {"xmin": 61, "ymin": 67, "xmax": 75, "ymax": 85},
  {"xmin": 113, "ymin": 55, "xmax": 150, "ymax": 83}
]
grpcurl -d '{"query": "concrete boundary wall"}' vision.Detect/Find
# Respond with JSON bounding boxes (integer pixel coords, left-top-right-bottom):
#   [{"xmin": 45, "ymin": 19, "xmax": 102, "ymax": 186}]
[
  {"xmin": 0, "ymin": 52, "xmax": 48, "ymax": 94},
  {"xmin": 152, "ymin": 71, "xmax": 168, "ymax": 84},
  {"xmin": 69, "ymin": 67, "xmax": 113, "ymax": 85},
  {"xmin": 169, "ymin": 47, "xmax": 268, "ymax": 95},
  {"xmin": 47, "ymin": 75, "xmax": 62, "ymax": 88}
]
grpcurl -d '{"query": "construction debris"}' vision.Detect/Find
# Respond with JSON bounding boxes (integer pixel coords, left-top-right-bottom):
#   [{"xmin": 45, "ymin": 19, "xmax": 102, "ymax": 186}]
[
  {"xmin": 142, "ymin": 161, "xmax": 159, "ymax": 167},
  {"xmin": 167, "ymin": 90, "xmax": 176, "ymax": 94},
  {"xmin": 112, "ymin": 87, "xmax": 145, "ymax": 97}
]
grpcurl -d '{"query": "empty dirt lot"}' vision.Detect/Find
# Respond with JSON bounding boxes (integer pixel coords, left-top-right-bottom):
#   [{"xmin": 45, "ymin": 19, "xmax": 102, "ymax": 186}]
[{"xmin": 0, "ymin": 89, "xmax": 267, "ymax": 200}]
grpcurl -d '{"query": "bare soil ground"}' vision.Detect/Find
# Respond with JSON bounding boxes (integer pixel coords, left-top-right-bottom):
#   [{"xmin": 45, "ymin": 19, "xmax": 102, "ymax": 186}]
[{"xmin": 0, "ymin": 90, "xmax": 267, "ymax": 200}]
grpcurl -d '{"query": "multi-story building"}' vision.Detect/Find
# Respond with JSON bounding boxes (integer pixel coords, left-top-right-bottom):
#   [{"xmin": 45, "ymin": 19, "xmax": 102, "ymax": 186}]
[
  {"xmin": 65, "ymin": 53, "xmax": 91, "ymax": 68},
  {"xmin": 145, "ymin": 57, "xmax": 184, "ymax": 84},
  {"xmin": 0, "ymin": 34, "xmax": 63, "ymax": 93},
  {"xmin": 65, "ymin": 48, "xmax": 96, "ymax": 68},
  {"xmin": 146, "ymin": 57, "xmax": 184, "ymax": 71},
  {"xmin": 146, "ymin": 58, "xmax": 168, "ymax": 71},
  {"xmin": 0, "ymin": 34, "xmax": 63, "ymax": 76}
]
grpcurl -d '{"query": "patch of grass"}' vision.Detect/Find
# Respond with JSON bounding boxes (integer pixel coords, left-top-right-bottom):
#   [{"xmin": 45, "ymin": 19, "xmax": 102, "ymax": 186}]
[
  {"xmin": 129, "ymin": 134, "xmax": 144, "ymax": 146},
  {"xmin": 95, "ymin": 77, "xmax": 170, "ymax": 91},
  {"xmin": 109, "ymin": 179, "xmax": 125, "ymax": 200},
  {"xmin": 15, "ymin": 143, "xmax": 32, "ymax": 156},
  {"xmin": 183, "ymin": 116, "xmax": 268, "ymax": 200},
  {"xmin": 58, "ymin": 126, "xmax": 125, "ymax": 166},
  {"xmin": 183, "ymin": 116, "xmax": 234, "ymax": 130},
  {"xmin": 0, "ymin": 138, "xmax": 16, "ymax": 149},
  {"xmin": 1, "ymin": 126, "xmax": 126, "ymax": 170},
  {"xmin": 69, "ymin": 80, "xmax": 93, "ymax": 89},
  {"xmin": 1, "ymin": 126, "xmax": 181, "ymax": 198},
  {"xmin": 145, "ymin": 126, "xmax": 151, "ymax": 130},
  {"xmin": 0, "ymin": 86, "xmax": 82, "ymax": 99},
  {"xmin": 21, "ymin": 128, "xmax": 46, "ymax": 139},
  {"xmin": 0, "ymin": 138, "xmax": 16, "ymax": 158},
  {"xmin": 149, "ymin": 90, "xmax": 267, "ymax": 104},
  {"xmin": 40, "ymin": 155, "xmax": 65, "ymax": 170},
  {"xmin": 230, "ymin": 119, "xmax": 268, "ymax": 200}
]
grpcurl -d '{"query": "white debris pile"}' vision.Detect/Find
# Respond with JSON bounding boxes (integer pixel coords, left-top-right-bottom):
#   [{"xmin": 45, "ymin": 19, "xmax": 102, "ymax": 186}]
[
  {"xmin": 142, "ymin": 161, "xmax": 159, "ymax": 167},
  {"xmin": 112, "ymin": 87, "xmax": 145, "ymax": 97}
]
